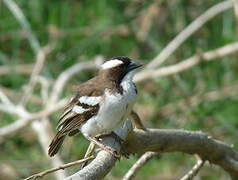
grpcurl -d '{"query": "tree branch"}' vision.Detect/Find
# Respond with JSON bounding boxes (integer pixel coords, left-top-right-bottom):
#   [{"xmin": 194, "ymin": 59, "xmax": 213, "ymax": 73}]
[
  {"xmin": 180, "ymin": 156, "xmax": 205, "ymax": 180},
  {"xmin": 158, "ymin": 82, "xmax": 238, "ymax": 117},
  {"xmin": 49, "ymin": 56, "xmax": 102, "ymax": 104},
  {"xmin": 122, "ymin": 152, "xmax": 158, "ymax": 180},
  {"xmin": 146, "ymin": 0, "xmax": 233, "ymax": 68},
  {"xmin": 24, "ymin": 156, "xmax": 94, "ymax": 180},
  {"xmin": 63, "ymin": 128, "xmax": 238, "ymax": 180},
  {"xmin": 0, "ymin": 98, "xmax": 68, "ymax": 138},
  {"xmin": 3, "ymin": 0, "xmax": 40, "ymax": 54},
  {"xmin": 20, "ymin": 44, "xmax": 54, "ymax": 105},
  {"xmin": 0, "ymin": 64, "xmax": 34, "ymax": 75},
  {"xmin": 125, "ymin": 129, "xmax": 238, "ymax": 179},
  {"xmin": 0, "ymin": 57, "xmax": 102, "ymax": 139},
  {"xmin": 31, "ymin": 66, "xmax": 66, "ymax": 179},
  {"xmin": 0, "ymin": 90, "xmax": 14, "ymax": 106},
  {"xmin": 135, "ymin": 41, "xmax": 238, "ymax": 82},
  {"xmin": 65, "ymin": 120, "xmax": 133, "ymax": 180},
  {"xmin": 233, "ymin": 0, "xmax": 238, "ymax": 26},
  {"xmin": 31, "ymin": 118, "xmax": 66, "ymax": 179}
]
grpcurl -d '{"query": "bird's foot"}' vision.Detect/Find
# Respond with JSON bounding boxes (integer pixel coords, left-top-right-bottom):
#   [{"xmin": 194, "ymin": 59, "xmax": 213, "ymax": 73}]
[
  {"xmin": 85, "ymin": 135, "xmax": 120, "ymax": 158},
  {"xmin": 120, "ymin": 148, "xmax": 130, "ymax": 159},
  {"xmin": 96, "ymin": 132, "xmax": 124, "ymax": 146},
  {"xmin": 95, "ymin": 145, "xmax": 121, "ymax": 158},
  {"xmin": 111, "ymin": 132, "xmax": 125, "ymax": 145}
]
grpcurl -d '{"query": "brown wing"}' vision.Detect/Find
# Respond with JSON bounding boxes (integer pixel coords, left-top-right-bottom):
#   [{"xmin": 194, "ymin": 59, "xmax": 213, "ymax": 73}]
[
  {"xmin": 49, "ymin": 77, "xmax": 104, "ymax": 156},
  {"xmin": 48, "ymin": 95, "xmax": 99, "ymax": 157},
  {"xmin": 57, "ymin": 98, "xmax": 99, "ymax": 135},
  {"xmin": 56, "ymin": 77, "xmax": 104, "ymax": 136}
]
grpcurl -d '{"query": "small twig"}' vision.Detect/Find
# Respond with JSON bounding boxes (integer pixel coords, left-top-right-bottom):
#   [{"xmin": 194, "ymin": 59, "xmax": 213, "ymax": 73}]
[
  {"xmin": 233, "ymin": 0, "xmax": 238, "ymax": 26},
  {"xmin": 20, "ymin": 45, "xmax": 54, "ymax": 105},
  {"xmin": 180, "ymin": 156, "xmax": 205, "ymax": 180},
  {"xmin": 136, "ymin": 3, "xmax": 159, "ymax": 42},
  {"xmin": 37, "ymin": 76, "xmax": 50, "ymax": 104},
  {"xmin": 3, "ymin": 0, "xmax": 40, "ymax": 54},
  {"xmin": 159, "ymin": 82, "xmax": 238, "ymax": 117},
  {"xmin": 135, "ymin": 41, "xmax": 238, "ymax": 82},
  {"xmin": 31, "ymin": 118, "xmax": 66, "ymax": 179},
  {"xmin": 146, "ymin": 0, "xmax": 233, "ymax": 68},
  {"xmin": 0, "ymin": 64, "xmax": 34, "ymax": 75},
  {"xmin": 0, "ymin": 85, "xmax": 42, "ymax": 104},
  {"xmin": 0, "ymin": 90, "xmax": 13, "ymax": 106},
  {"xmin": 0, "ymin": 90, "xmax": 17, "ymax": 116},
  {"xmin": 81, "ymin": 142, "xmax": 96, "ymax": 169},
  {"xmin": 122, "ymin": 152, "xmax": 158, "ymax": 180},
  {"xmin": 24, "ymin": 156, "xmax": 94, "ymax": 180},
  {"xmin": 49, "ymin": 56, "xmax": 102, "ymax": 104},
  {"xmin": 0, "ymin": 98, "xmax": 68, "ymax": 137},
  {"xmin": 34, "ymin": 90, "xmax": 68, "ymax": 179},
  {"xmin": 31, "ymin": 68, "xmax": 66, "ymax": 180}
]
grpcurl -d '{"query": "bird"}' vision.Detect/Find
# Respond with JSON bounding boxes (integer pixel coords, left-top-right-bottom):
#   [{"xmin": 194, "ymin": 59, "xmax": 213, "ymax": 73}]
[{"xmin": 48, "ymin": 56, "xmax": 142, "ymax": 157}]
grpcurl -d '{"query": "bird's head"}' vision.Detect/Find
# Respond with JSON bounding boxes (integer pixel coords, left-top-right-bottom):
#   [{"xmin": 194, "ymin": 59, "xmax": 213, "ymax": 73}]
[{"xmin": 100, "ymin": 56, "xmax": 142, "ymax": 82}]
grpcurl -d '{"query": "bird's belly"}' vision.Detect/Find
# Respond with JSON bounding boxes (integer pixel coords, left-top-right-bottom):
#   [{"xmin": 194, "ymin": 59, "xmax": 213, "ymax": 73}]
[{"xmin": 80, "ymin": 89, "xmax": 136, "ymax": 137}]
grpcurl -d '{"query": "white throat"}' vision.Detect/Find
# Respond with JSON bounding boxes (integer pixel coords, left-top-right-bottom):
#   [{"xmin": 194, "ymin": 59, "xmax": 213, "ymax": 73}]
[
  {"xmin": 120, "ymin": 70, "xmax": 136, "ymax": 93},
  {"xmin": 122, "ymin": 70, "xmax": 135, "ymax": 83}
]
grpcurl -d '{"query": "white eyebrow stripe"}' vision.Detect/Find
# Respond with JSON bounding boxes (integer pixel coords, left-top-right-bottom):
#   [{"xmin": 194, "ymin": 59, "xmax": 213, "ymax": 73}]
[
  {"xmin": 78, "ymin": 96, "xmax": 102, "ymax": 106},
  {"xmin": 72, "ymin": 105, "xmax": 90, "ymax": 114},
  {"xmin": 101, "ymin": 59, "xmax": 123, "ymax": 69}
]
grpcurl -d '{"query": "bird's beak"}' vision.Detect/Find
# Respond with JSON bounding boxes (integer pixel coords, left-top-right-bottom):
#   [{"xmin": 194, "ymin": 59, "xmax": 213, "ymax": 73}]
[{"xmin": 128, "ymin": 61, "xmax": 143, "ymax": 71}]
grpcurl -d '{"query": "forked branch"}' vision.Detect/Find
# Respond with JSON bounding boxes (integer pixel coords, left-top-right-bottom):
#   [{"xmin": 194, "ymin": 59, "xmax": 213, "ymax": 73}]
[{"xmin": 62, "ymin": 128, "xmax": 238, "ymax": 180}]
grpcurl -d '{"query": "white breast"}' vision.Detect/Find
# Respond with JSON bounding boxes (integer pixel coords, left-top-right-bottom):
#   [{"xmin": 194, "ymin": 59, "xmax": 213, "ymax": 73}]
[{"xmin": 80, "ymin": 72, "xmax": 137, "ymax": 137}]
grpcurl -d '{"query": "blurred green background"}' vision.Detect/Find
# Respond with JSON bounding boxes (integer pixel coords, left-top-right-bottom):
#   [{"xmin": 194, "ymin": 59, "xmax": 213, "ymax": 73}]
[{"xmin": 0, "ymin": 0, "xmax": 238, "ymax": 179}]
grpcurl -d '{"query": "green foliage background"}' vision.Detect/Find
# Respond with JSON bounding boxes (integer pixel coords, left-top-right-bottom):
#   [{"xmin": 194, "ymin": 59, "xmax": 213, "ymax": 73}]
[{"xmin": 0, "ymin": 0, "xmax": 238, "ymax": 179}]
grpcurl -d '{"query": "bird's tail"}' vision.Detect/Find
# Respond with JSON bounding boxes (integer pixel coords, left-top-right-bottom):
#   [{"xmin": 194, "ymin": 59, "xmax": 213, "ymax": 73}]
[{"xmin": 48, "ymin": 133, "xmax": 65, "ymax": 157}]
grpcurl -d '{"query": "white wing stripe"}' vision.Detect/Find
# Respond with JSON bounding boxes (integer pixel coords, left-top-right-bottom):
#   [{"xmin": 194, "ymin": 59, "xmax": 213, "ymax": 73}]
[
  {"xmin": 78, "ymin": 96, "xmax": 101, "ymax": 106},
  {"xmin": 72, "ymin": 105, "xmax": 90, "ymax": 114}
]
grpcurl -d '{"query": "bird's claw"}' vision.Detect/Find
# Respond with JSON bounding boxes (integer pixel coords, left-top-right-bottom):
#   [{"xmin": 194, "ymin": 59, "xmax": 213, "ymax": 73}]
[{"xmin": 95, "ymin": 146, "xmax": 121, "ymax": 158}]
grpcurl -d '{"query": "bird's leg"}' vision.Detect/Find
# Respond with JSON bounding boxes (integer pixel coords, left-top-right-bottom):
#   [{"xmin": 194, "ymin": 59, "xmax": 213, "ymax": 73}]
[
  {"xmin": 130, "ymin": 110, "xmax": 146, "ymax": 130},
  {"xmin": 84, "ymin": 135, "xmax": 120, "ymax": 158},
  {"xmin": 81, "ymin": 142, "xmax": 96, "ymax": 169},
  {"xmin": 96, "ymin": 131, "xmax": 124, "ymax": 145},
  {"xmin": 96, "ymin": 132, "xmax": 130, "ymax": 158}
]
